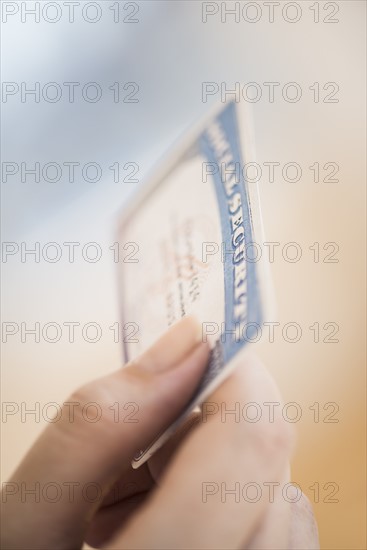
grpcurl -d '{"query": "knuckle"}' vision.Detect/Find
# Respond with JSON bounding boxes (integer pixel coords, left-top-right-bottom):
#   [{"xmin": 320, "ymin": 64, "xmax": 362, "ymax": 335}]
[
  {"xmin": 246, "ymin": 413, "xmax": 294, "ymax": 460},
  {"xmin": 69, "ymin": 379, "xmax": 108, "ymax": 409},
  {"xmin": 65, "ymin": 379, "xmax": 115, "ymax": 427},
  {"xmin": 290, "ymin": 492, "xmax": 320, "ymax": 548},
  {"xmin": 296, "ymin": 491, "xmax": 316, "ymax": 518}
]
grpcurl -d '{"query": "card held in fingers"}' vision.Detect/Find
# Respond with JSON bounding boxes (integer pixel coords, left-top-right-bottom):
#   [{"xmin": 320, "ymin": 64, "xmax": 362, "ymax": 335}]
[{"xmin": 116, "ymin": 100, "xmax": 275, "ymax": 468}]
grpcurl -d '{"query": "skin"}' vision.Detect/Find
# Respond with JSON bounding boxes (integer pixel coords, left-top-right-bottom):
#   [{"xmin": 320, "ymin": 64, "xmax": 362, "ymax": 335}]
[{"xmin": 0, "ymin": 316, "xmax": 319, "ymax": 549}]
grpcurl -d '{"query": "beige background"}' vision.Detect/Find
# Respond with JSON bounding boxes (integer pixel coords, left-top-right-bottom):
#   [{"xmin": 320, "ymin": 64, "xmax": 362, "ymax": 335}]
[{"xmin": 1, "ymin": 2, "xmax": 366, "ymax": 549}]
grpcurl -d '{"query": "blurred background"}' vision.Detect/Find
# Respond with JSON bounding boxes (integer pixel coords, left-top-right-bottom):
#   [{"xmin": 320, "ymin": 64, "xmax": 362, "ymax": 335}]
[{"xmin": 1, "ymin": 1, "xmax": 366, "ymax": 548}]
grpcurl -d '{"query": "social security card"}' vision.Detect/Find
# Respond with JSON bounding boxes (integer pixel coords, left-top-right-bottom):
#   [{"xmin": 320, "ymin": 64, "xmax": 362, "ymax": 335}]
[{"xmin": 116, "ymin": 100, "xmax": 273, "ymax": 467}]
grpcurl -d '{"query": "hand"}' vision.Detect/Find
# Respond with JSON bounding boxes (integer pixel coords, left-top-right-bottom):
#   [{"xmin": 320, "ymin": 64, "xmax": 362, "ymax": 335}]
[{"xmin": 1, "ymin": 316, "xmax": 319, "ymax": 549}]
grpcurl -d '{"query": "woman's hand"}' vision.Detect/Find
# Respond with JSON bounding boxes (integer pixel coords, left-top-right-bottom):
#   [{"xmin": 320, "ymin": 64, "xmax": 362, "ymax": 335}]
[{"xmin": 1, "ymin": 316, "xmax": 319, "ymax": 549}]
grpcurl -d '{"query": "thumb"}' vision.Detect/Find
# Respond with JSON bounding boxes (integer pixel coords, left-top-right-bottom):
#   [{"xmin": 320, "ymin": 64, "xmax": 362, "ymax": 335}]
[{"xmin": 1, "ymin": 316, "xmax": 209, "ymax": 550}]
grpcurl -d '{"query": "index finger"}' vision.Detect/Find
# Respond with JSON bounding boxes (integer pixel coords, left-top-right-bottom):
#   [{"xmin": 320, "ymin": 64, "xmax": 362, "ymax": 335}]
[{"xmin": 110, "ymin": 353, "xmax": 294, "ymax": 550}]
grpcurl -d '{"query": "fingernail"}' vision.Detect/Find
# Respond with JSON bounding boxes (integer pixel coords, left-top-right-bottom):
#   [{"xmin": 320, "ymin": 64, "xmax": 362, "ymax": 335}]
[{"xmin": 133, "ymin": 316, "xmax": 203, "ymax": 374}]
